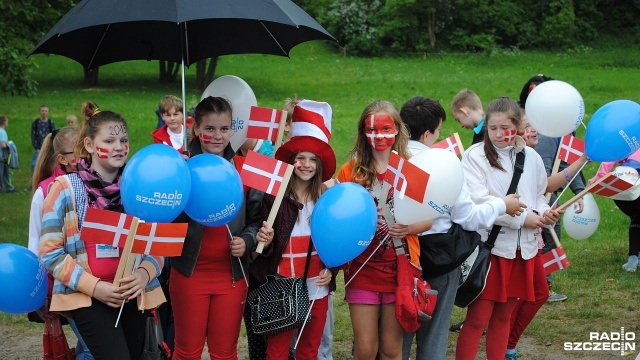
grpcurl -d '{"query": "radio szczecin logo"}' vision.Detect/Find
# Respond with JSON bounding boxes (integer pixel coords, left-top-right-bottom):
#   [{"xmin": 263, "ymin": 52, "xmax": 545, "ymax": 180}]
[{"xmin": 564, "ymin": 328, "xmax": 635, "ymax": 356}]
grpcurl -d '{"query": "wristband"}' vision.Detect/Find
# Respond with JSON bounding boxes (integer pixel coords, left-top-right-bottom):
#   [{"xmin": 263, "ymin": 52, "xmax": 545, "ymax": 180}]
[
  {"xmin": 138, "ymin": 267, "xmax": 151, "ymax": 284},
  {"xmin": 563, "ymin": 169, "xmax": 571, "ymax": 181}
]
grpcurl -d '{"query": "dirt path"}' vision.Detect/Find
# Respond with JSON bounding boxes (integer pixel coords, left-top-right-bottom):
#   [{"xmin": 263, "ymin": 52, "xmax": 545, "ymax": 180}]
[{"xmin": 2, "ymin": 321, "xmax": 630, "ymax": 360}]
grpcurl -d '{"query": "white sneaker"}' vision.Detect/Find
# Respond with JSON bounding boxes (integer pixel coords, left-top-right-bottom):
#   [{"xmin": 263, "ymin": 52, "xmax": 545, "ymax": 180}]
[{"xmin": 622, "ymin": 255, "xmax": 639, "ymax": 272}]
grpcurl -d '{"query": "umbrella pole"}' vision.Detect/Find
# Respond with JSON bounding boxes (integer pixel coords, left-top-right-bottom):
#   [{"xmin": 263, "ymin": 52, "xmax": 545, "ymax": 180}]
[{"xmin": 181, "ymin": 58, "xmax": 188, "ymax": 153}]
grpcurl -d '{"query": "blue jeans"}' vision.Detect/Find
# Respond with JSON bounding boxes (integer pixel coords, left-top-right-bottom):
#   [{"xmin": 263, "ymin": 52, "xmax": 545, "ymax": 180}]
[
  {"xmin": 31, "ymin": 150, "xmax": 40, "ymax": 173},
  {"xmin": 68, "ymin": 319, "xmax": 95, "ymax": 360},
  {"xmin": 402, "ymin": 266, "xmax": 460, "ymax": 360}
]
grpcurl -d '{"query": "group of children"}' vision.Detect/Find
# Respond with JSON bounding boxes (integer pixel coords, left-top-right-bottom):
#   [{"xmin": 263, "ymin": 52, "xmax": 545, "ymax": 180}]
[{"xmin": 29, "ymin": 74, "xmax": 601, "ymax": 360}]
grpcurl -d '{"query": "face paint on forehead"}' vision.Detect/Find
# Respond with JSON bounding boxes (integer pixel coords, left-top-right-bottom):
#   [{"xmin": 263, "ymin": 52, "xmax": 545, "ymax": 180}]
[
  {"xmin": 108, "ymin": 124, "xmax": 127, "ymax": 136},
  {"xmin": 199, "ymin": 133, "xmax": 213, "ymax": 144},
  {"xmin": 96, "ymin": 146, "xmax": 109, "ymax": 159},
  {"xmin": 503, "ymin": 129, "xmax": 517, "ymax": 143}
]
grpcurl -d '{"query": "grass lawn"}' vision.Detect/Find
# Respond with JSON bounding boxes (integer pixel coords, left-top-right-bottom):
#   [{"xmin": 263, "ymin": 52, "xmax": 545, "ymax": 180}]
[{"xmin": 1, "ymin": 42, "xmax": 640, "ymax": 358}]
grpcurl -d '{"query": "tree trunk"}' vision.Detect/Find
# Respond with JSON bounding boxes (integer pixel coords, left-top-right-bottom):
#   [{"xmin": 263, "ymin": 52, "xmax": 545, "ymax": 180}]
[
  {"xmin": 83, "ymin": 68, "xmax": 99, "ymax": 86},
  {"xmin": 196, "ymin": 57, "xmax": 219, "ymax": 91},
  {"xmin": 159, "ymin": 61, "xmax": 179, "ymax": 83},
  {"xmin": 428, "ymin": 9, "xmax": 436, "ymax": 48}
]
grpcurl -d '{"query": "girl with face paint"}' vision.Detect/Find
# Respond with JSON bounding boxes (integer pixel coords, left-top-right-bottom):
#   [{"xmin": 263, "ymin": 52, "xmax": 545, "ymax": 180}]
[
  {"xmin": 456, "ymin": 98, "xmax": 562, "ymax": 360},
  {"xmin": 336, "ymin": 100, "xmax": 416, "ymax": 360},
  {"xmin": 40, "ymin": 110, "xmax": 165, "ymax": 359},
  {"xmin": 169, "ymin": 96, "xmax": 266, "ymax": 360}
]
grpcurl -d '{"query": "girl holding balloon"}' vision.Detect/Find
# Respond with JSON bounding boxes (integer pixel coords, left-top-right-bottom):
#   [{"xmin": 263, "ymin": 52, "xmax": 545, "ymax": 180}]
[
  {"xmin": 249, "ymin": 100, "xmax": 336, "ymax": 360},
  {"xmin": 40, "ymin": 110, "xmax": 165, "ymax": 359},
  {"xmin": 456, "ymin": 97, "xmax": 561, "ymax": 360},
  {"xmin": 169, "ymin": 96, "xmax": 266, "ymax": 360},
  {"xmin": 336, "ymin": 100, "xmax": 425, "ymax": 360}
]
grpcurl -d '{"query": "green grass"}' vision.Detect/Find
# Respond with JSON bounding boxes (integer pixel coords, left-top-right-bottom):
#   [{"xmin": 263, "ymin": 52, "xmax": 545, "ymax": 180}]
[{"xmin": 2, "ymin": 42, "xmax": 640, "ymax": 358}]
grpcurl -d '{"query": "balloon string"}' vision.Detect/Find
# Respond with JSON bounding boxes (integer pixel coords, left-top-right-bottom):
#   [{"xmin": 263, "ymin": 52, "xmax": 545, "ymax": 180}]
[
  {"xmin": 344, "ymin": 238, "xmax": 386, "ymax": 288},
  {"xmin": 227, "ymin": 225, "xmax": 249, "ymax": 287},
  {"xmin": 551, "ymin": 161, "xmax": 589, "ymax": 209},
  {"xmin": 294, "ymin": 272, "xmax": 324, "ymax": 350}
]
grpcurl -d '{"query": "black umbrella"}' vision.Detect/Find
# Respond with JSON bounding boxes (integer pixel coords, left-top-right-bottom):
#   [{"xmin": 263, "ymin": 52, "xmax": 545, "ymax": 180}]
[
  {"xmin": 30, "ymin": 0, "xmax": 335, "ymax": 70},
  {"xmin": 30, "ymin": 0, "xmax": 335, "ymax": 148}
]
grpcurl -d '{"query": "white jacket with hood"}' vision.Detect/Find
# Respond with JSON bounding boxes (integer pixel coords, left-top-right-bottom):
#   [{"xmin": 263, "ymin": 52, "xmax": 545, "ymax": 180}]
[{"xmin": 462, "ymin": 139, "xmax": 550, "ymax": 260}]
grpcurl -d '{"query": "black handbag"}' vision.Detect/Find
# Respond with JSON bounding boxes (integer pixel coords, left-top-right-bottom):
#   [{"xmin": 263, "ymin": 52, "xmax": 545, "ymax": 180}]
[
  {"xmin": 455, "ymin": 150, "xmax": 525, "ymax": 308},
  {"xmin": 246, "ymin": 240, "xmax": 313, "ymax": 335},
  {"xmin": 419, "ymin": 222, "xmax": 481, "ymax": 278},
  {"xmin": 139, "ymin": 314, "xmax": 169, "ymax": 360}
]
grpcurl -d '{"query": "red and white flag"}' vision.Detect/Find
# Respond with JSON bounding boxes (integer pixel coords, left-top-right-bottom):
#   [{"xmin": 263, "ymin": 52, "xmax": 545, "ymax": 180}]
[
  {"xmin": 431, "ymin": 133, "xmax": 465, "ymax": 156},
  {"xmin": 558, "ymin": 135, "xmax": 585, "ymax": 164},
  {"xmin": 503, "ymin": 129, "xmax": 517, "ymax": 143},
  {"xmin": 133, "ymin": 222, "xmax": 188, "ymax": 256},
  {"xmin": 588, "ymin": 173, "xmax": 633, "ymax": 198},
  {"xmin": 240, "ymin": 150, "xmax": 289, "ymax": 196},
  {"xmin": 385, "ymin": 151, "xmax": 430, "ymax": 202},
  {"xmin": 542, "ymin": 246, "xmax": 570, "ymax": 275},
  {"xmin": 81, "ymin": 208, "xmax": 187, "ymax": 256},
  {"xmin": 81, "ymin": 209, "xmax": 135, "ymax": 248},
  {"xmin": 247, "ymin": 106, "xmax": 283, "ymax": 142}
]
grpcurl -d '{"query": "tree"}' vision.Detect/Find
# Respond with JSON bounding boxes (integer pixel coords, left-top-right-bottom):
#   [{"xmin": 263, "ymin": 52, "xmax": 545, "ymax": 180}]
[
  {"xmin": 196, "ymin": 57, "xmax": 219, "ymax": 91},
  {"xmin": 0, "ymin": 0, "xmax": 75, "ymax": 96}
]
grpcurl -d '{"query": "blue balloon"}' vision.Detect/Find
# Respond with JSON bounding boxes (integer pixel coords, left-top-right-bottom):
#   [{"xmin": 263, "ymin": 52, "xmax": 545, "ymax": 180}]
[
  {"xmin": 310, "ymin": 183, "xmax": 377, "ymax": 268},
  {"xmin": 585, "ymin": 100, "xmax": 640, "ymax": 162},
  {"xmin": 121, "ymin": 144, "xmax": 191, "ymax": 222},
  {"xmin": 0, "ymin": 244, "xmax": 48, "ymax": 314},
  {"xmin": 185, "ymin": 154, "xmax": 244, "ymax": 226}
]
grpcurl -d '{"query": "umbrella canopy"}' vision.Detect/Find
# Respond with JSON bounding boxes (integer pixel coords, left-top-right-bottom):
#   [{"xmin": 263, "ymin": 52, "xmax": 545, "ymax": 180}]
[{"xmin": 30, "ymin": 0, "xmax": 335, "ymax": 70}]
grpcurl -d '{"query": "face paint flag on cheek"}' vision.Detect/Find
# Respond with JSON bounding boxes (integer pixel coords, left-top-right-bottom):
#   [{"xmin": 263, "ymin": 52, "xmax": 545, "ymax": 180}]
[
  {"xmin": 123, "ymin": 144, "xmax": 129, "ymax": 157},
  {"xmin": 519, "ymin": 127, "xmax": 532, "ymax": 142},
  {"xmin": 503, "ymin": 129, "xmax": 517, "ymax": 143},
  {"xmin": 294, "ymin": 160, "xmax": 304, "ymax": 170},
  {"xmin": 199, "ymin": 133, "xmax": 213, "ymax": 144},
  {"xmin": 96, "ymin": 146, "xmax": 109, "ymax": 159}
]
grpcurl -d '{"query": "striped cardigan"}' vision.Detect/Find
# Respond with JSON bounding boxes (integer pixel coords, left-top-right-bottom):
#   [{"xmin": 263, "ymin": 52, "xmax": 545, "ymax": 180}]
[{"xmin": 39, "ymin": 173, "xmax": 165, "ymax": 312}]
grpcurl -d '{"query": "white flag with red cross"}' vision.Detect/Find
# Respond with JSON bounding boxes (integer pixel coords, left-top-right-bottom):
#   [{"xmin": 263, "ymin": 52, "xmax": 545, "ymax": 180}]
[
  {"xmin": 240, "ymin": 150, "xmax": 289, "ymax": 196},
  {"xmin": 247, "ymin": 106, "xmax": 283, "ymax": 142},
  {"xmin": 542, "ymin": 246, "xmax": 570, "ymax": 275},
  {"xmin": 431, "ymin": 133, "xmax": 465, "ymax": 156},
  {"xmin": 81, "ymin": 208, "xmax": 187, "ymax": 256},
  {"xmin": 558, "ymin": 135, "xmax": 585, "ymax": 164},
  {"xmin": 385, "ymin": 151, "xmax": 430, "ymax": 202},
  {"xmin": 588, "ymin": 172, "xmax": 634, "ymax": 198}
]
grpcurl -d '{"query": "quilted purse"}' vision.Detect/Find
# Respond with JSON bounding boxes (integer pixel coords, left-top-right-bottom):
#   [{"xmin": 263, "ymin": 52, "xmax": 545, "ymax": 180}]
[{"xmin": 246, "ymin": 240, "xmax": 313, "ymax": 335}]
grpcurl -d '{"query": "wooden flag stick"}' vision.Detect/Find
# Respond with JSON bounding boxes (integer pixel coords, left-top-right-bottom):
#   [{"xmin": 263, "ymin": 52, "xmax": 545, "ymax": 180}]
[
  {"xmin": 556, "ymin": 174, "xmax": 611, "ymax": 212},
  {"xmin": 273, "ymin": 110, "xmax": 288, "ymax": 153},
  {"xmin": 454, "ymin": 132, "xmax": 465, "ymax": 155},
  {"xmin": 113, "ymin": 217, "xmax": 140, "ymax": 286},
  {"xmin": 256, "ymin": 164, "xmax": 294, "ymax": 254},
  {"xmin": 545, "ymin": 148, "xmax": 563, "ymax": 203}
]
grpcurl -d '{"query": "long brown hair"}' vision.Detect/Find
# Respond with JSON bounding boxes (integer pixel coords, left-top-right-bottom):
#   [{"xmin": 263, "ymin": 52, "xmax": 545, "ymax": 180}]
[
  {"xmin": 32, "ymin": 126, "xmax": 79, "ymax": 191},
  {"xmin": 75, "ymin": 110, "xmax": 127, "ymax": 165},
  {"xmin": 348, "ymin": 100, "xmax": 409, "ymax": 189},
  {"xmin": 284, "ymin": 153, "xmax": 324, "ymax": 206},
  {"xmin": 483, "ymin": 97, "xmax": 522, "ymax": 171}
]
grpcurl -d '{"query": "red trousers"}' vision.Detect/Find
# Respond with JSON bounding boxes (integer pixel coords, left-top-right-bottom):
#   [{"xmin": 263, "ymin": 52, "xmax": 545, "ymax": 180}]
[
  {"xmin": 170, "ymin": 268, "xmax": 247, "ymax": 360},
  {"xmin": 508, "ymin": 253, "xmax": 549, "ymax": 349},
  {"xmin": 266, "ymin": 296, "xmax": 328, "ymax": 360}
]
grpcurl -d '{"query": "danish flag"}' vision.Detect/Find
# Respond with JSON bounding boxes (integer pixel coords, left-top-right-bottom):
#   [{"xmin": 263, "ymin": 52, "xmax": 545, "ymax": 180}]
[
  {"xmin": 240, "ymin": 150, "xmax": 288, "ymax": 196},
  {"xmin": 558, "ymin": 135, "xmax": 585, "ymax": 164},
  {"xmin": 385, "ymin": 151, "xmax": 430, "ymax": 202},
  {"xmin": 247, "ymin": 106, "xmax": 283, "ymax": 142},
  {"xmin": 431, "ymin": 133, "xmax": 465, "ymax": 156},
  {"xmin": 542, "ymin": 246, "xmax": 570, "ymax": 275},
  {"xmin": 80, "ymin": 208, "xmax": 187, "ymax": 256},
  {"xmin": 503, "ymin": 129, "xmax": 517, "ymax": 143},
  {"xmin": 588, "ymin": 173, "xmax": 633, "ymax": 198}
]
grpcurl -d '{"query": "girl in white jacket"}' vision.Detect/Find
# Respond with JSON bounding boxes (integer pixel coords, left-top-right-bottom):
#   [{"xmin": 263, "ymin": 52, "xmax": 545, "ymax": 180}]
[{"xmin": 455, "ymin": 97, "xmax": 561, "ymax": 360}]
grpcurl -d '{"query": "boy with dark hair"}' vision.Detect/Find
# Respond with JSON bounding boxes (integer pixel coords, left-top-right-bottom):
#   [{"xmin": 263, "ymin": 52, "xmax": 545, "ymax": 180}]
[{"xmin": 31, "ymin": 105, "xmax": 56, "ymax": 173}]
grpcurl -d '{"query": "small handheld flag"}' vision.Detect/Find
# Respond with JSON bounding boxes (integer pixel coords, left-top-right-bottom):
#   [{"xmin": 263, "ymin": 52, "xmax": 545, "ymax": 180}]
[
  {"xmin": 558, "ymin": 135, "xmax": 585, "ymax": 164},
  {"xmin": 542, "ymin": 246, "xmax": 570, "ymax": 275},
  {"xmin": 385, "ymin": 151, "xmax": 430, "ymax": 202},
  {"xmin": 247, "ymin": 106, "xmax": 283, "ymax": 142},
  {"xmin": 240, "ymin": 150, "xmax": 289, "ymax": 196},
  {"xmin": 431, "ymin": 133, "xmax": 465, "ymax": 156}
]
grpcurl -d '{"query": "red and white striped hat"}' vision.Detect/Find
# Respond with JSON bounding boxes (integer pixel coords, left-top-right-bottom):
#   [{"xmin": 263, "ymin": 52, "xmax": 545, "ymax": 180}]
[{"xmin": 275, "ymin": 100, "xmax": 336, "ymax": 181}]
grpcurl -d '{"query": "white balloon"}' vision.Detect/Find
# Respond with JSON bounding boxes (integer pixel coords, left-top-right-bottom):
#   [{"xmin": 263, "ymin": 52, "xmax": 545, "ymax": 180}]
[
  {"xmin": 201, "ymin": 75, "xmax": 257, "ymax": 151},
  {"xmin": 563, "ymin": 193, "xmax": 600, "ymax": 240},
  {"xmin": 525, "ymin": 80, "xmax": 585, "ymax": 137},
  {"xmin": 393, "ymin": 148, "xmax": 463, "ymax": 225}
]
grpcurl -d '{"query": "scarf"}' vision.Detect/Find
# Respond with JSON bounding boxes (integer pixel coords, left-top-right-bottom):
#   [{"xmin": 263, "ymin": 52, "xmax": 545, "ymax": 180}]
[{"xmin": 77, "ymin": 159, "xmax": 124, "ymax": 212}]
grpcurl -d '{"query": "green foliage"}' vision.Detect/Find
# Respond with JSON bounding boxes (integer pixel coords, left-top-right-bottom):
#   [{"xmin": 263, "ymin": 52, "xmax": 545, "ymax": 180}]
[
  {"xmin": 321, "ymin": 0, "xmax": 384, "ymax": 56},
  {"xmin": 538, "ymin": 0, "xmax": 577, "ymax": 48}
]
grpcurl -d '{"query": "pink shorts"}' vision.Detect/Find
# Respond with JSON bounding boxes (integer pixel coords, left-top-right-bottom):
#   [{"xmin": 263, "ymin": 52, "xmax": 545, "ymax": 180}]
[{"xmin": 345, "ymin": 286, "xmax": 395, "ymax": 305}]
